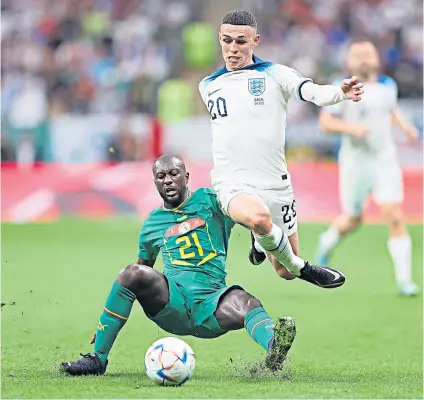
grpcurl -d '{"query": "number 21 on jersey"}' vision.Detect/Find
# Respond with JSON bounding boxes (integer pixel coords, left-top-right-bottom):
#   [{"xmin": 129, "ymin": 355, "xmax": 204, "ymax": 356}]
[
  {"xmin": 163, "ymin": 218, "xmax": 218, "ymax": 267},
  {"xmin": 176, "ymin": 232, "xmax": 204, "ymax": 259}
]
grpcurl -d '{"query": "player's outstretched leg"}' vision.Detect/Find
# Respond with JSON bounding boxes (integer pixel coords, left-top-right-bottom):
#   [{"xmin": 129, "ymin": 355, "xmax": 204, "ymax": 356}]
[
  {"xmin": 61, "ymin": 264, "xmax": 169, "ymax": 376},
  {"xmin": 215, "ymin": 289, "xmax": 296, "ymax": 371},
  {"xmin": 229, "ymin": 194, "xmax": 345, "ymax": 288},
  {"xmin": 254, "ymin": 224, "xmax": 345, "ymax": 288}
]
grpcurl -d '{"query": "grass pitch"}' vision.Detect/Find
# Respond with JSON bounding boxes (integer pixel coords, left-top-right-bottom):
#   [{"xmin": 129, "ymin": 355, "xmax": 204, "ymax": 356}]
[{"xmin": 1, "ymin": 219, "xmax": 423, "ymax": 398}]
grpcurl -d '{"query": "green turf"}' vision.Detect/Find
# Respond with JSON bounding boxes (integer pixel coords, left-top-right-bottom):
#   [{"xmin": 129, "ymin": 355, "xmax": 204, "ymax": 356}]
[{"xmin": 1, "ymin": 219, "xmax": 423, "ymax": 399}]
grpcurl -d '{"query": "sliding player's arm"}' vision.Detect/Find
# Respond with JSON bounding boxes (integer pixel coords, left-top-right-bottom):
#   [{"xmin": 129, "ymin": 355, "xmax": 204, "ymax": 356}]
[
  {"xmin": 391, "ymin": 107, "xmax": 419, "ymax": 142},
  {"xmin": 137, "ymin": 241, "xmax": 158, "ymax": 268},
  {"xmin": 136, "ymin": 257, "xmax": 155, "ymax": 267},
  {"xmin": 273, "ymin": 65, "xmax": 363, "ymax": 106},
  {"xmin": 136, "ymin": 215, "xmax": 160, "ymax": 268}
]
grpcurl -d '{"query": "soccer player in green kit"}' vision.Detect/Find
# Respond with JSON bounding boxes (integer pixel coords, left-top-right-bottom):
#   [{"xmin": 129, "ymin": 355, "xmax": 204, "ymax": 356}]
[{"xmin": 61, "ymin": 155, "xmax": 296, "ymax": 376}]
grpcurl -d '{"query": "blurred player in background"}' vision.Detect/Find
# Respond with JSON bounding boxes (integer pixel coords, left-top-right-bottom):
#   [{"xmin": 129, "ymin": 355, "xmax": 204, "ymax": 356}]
[
  {"xmin": 316, "ymin": 40, "xmax": 419, "ymax": 296},
  {"xmin": 61, "ymin": 155, "xmax": 296, "ymax": 375},
  {"xmin": 198, "ymin": 10, "xmax": 364, "ymax": 289}
]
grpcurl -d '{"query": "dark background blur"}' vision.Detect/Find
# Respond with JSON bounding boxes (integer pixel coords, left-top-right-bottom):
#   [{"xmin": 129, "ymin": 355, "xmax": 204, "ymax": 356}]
[{"xmin": 1, "ymin": 0, "xmax": 422, "ymax": 165}]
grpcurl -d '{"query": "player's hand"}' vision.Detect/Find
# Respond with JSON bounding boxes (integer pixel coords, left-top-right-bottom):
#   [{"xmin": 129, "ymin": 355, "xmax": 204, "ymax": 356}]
[
  {"xmin": 90, "ymin": 332, "xmax": 96, "ymax": 344},
  {"xmin": 341, "ymin": 76, "xmax": 364, "ymax": 102},
  {"xmin": 405, "ymin": 125, "xmax": 419, "ymax": 142},
  {"xmin": 348, "ymin": 123, "xmax": 368, "ymax": 137}
]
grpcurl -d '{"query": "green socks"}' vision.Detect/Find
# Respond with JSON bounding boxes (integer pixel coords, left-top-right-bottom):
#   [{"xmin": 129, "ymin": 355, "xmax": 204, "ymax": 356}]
[
  {"xmin": 93, "ymin": 286, "xmax": 274, "ymax": 363},
  {"xmin": 94, "ymin": 281, "xmax": 136, "ymax": 364},
  {"xmin": 244, "ymin": 307, "xmax": 275, "ymax": 351}
]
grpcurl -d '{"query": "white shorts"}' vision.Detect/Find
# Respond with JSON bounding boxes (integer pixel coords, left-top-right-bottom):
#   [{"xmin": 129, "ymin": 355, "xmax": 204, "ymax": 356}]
[
  {"xmin": 214, "ymin": 182, "xmax": 298, "ymax": 236},
  {"xmin": 339, "ymin": 158, "xmax": 404, "ymax": 217}
]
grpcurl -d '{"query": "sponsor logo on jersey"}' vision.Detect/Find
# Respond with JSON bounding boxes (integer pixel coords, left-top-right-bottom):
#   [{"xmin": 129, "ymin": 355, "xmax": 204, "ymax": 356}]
[
  {"xmin": 288, "ymin": 221, "xmax": 296, "ymax": 230},
  {"xmin": 208, "ymin": 88, "xmax": 222, "ymax": 97},
  {"xmin": 254, "ymin": 97, "xmax": 265, "ymax": 105},
  {"xmin": 248, "ymin": 78, "xmax": 266, "ymax": 96}
]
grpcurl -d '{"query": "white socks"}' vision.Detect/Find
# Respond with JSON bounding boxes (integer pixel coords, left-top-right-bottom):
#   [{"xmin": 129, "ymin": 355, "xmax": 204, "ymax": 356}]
[
  {"xmin": 388, "ymin": 235, "xmax": 412, "ymax": 286},
  {"xmin": 253, "ymin": 239, "xmax": 266, "ymax": 253},
  {"xmin": 320, "ymin": 227, "xmax": 414, "ymax": 288},
  {"xmin": 254, "ymin": 224, "xmax": 304, "ymax": 276},
  {"xmin": 319, "ymin": 226, "xmax": 340, "ymax": 255}
]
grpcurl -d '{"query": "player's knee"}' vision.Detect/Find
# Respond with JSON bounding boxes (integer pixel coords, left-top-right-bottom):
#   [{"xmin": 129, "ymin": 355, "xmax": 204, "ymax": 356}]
[
  {"xmin": 118, "ymin": 264, "xmax": 156, "ymax": 292},
  {"xmin": 250, "ymin": 209, "xmax": 272, "ymax": 234},
  {"xmin": 346, "ymin": 216, "xmax": 362, "ymax": 232},
  {"xmin": 234, "ymin": 291, "xmax": 263, "ymax": 317},
  {"xmin": 216, "ymin": 290, "xmax": 262, "ymax": 330},
  {"xmin": 387, "ymin": 212, "xmax": 405, "ymax": 235},
  {"xmin": 243, "ymin": 295, "xmax": 262, "ymax": 313}
]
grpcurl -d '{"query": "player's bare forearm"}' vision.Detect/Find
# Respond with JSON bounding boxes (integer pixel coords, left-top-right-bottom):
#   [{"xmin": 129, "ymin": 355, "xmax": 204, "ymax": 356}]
[
  {"xmin": 319, "ymin": 111, "xmax": 367, "ymax": 137},
  {"xmin": 391, "ymin": 108, "xmax": 419, "ymax": 141}
]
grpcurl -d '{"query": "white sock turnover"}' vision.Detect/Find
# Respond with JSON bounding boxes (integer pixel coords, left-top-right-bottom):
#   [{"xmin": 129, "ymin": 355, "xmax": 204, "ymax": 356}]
[
  {"xmin": 253, "ymin": 238, "xmax": 266, "ymax": 253},
  {"xmin": 254, "ymin": 224, "xmax": 304, "ymax": 276}
]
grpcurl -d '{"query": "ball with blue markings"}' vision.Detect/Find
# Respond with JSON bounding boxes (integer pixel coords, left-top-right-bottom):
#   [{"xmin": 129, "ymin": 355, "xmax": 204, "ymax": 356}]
[{"xmin": 144, "ymin": 337, "xmax": 195, "ymax": 386}]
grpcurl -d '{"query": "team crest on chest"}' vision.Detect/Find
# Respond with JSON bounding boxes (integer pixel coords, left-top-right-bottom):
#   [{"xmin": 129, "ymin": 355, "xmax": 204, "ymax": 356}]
[
  {"xmin": 165, "ymin": 217, "xmax": 205, "ymax": 238},
  {"xmin": 248, "ymin": 78, "xmax": 266, "ymax": 96},
  {"xmin": 178, "ymin": 222, "xmax": 191, "ymax": 234}
]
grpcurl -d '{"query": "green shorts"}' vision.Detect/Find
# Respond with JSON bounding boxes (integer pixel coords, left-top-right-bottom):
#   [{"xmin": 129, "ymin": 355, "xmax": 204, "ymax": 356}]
[{"xmin": 147, "ymin": 273, "xmax": 242, "ymax": 339}]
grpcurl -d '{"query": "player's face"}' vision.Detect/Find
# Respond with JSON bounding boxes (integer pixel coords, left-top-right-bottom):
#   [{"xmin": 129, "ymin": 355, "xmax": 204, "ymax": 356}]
[
  {"xmin": 347, "ymin": 42, "xmax": 380, "ymax": 80},
  {"xmin": 153, "ymin": 161, "xmax": 189, "ymax": 208},
  {"xmin": 219, "ymin": 24, "xmax": 260, "ymax": 71}
]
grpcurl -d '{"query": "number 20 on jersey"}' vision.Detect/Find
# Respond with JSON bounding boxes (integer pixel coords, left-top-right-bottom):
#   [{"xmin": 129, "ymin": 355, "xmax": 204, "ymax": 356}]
[{"xmin": 208, "ymin": 97, "xmax": 228, "ymax": 120}]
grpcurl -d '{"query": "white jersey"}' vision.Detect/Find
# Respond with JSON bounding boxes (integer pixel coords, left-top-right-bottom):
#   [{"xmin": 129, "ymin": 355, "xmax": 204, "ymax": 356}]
[
  {"xmin": 324, "ymin": 75, "xmax": 399, "ymax": 162},
  {"xmin": 199, "ymin": 56, "xmax": 313, "ymax": 190}
]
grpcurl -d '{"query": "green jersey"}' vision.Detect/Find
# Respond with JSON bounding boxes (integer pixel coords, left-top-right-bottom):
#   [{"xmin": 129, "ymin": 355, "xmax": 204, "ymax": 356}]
[{"xmin": 138, "ymin": 188, "xmax": 234, "ymax": 284}]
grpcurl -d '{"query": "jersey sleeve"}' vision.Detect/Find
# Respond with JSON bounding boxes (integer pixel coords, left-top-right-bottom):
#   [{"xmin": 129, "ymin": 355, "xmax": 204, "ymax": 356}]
[
  {"xmin": 198, "ymin": 79, "xmax": 208, "ymax": 105},
  {"xmin": 138, "ymin": 216, "xmax": 160, "ymax": 262},
  {"xmin": 322, "ymin": 78, "xmax": 345, "ymax": 115},
  {"xmin": 270, "ymin": 64, "xmax": 313, "ymax": 101},
  {"xmin": 380, "ymin": 75, "xmax": 398, "ymax": 109}
]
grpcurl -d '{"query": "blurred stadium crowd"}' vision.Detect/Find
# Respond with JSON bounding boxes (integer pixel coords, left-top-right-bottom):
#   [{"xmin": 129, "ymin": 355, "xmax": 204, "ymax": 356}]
[{"xmin": 1, "ymin": 0, "xmax": 423, "ymax": 163}]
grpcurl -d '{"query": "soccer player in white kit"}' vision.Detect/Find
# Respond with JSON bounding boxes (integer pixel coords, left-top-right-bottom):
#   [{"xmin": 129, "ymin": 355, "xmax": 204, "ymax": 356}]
[
  {"xmin": 198, "ymin": 10, "xmax": 364, "ymax": 289},
  {"xmin": 316, "ymin": 40, "xmax": 419, "ymax": 296}
]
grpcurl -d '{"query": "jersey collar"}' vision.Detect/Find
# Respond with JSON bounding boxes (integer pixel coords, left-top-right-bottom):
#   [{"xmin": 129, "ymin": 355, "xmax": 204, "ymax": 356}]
[
  {"xmin": 161, "ymin": 190, "xmax": 192, "ymax": 212},
  {"xmin": 205, "ymin": 55, "xmax": 271, "ymax": 82},
  {"xmin": 242, "ymin": 55, "xmax": 270, "ymax": 71}
]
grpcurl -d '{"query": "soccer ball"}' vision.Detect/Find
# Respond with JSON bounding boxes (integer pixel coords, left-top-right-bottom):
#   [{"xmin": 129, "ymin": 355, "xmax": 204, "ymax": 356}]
[{"xmin": 144, "ymin": 337, "xmax": 195, "ymax": 386}]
